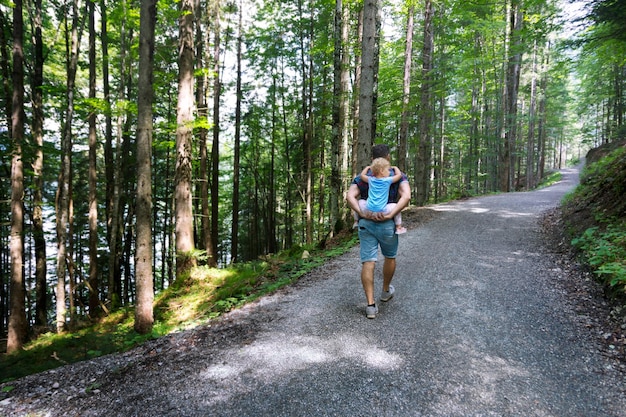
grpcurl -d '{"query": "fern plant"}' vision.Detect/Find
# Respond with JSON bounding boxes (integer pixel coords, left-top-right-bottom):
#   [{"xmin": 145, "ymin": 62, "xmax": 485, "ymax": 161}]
[{"xmin": 572, "ymin": 224, "xmax": 626, "ymax": 292}]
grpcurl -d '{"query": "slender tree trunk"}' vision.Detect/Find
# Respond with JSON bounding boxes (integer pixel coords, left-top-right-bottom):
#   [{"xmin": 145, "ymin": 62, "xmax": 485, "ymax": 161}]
[
  {"xmin": 357, "ymin": 0, "xmax": 378, "ymax": 170},
  {"xmin": 108, "ymin": 2, "xmax": 129, "ymax": 309},
  {"xmin": 500, "ymin": 0, "xmax": 523, "ymax": 192},
  {"xmin": 68, "ymin": 173, "xmax": 75, "ymax": 324},
  {"xmin": 87, "ymin": 0, "xmax": 99, "ymax": 317},
  {"xmin": 278, "ymin": 56, "xmax": 293, "ymax": 248},
  {"xmin": 267, "ymin": 59, "xmax": 278, "ymax": 255},
  {"xmin": 526, "ymin": 39, "xmax": 538, "ymax": 190},
  {"xmin": 299, "ymin": 0, "xmax": 313, "ymax": 245},
  {"xmin": 398, "ymin": 5, "xmax": 415, "ymax": 173},
  {"xmin": 0, "ymin": 9, "xmax": 11, "ymax": 129},
  {"xmin": 56, "ymin": 0, "xmax": 83, "ymax": 332},
  {"xmin": 195, "ymin": 0, "xmax": 215, "ymax": 266},
  {"xmin": 135, "ymin": 0, "xmax": 156, "ymax": 334},
  {"xmin": 415, "ymin": 0, "xmax": 434, "ymax": 206},
  {"xmin": 231, "ymin": 1, "xmax": 243, "ymax": 263},
  {"xmin": 31, "ymin": 0, "xmax": 47, "ymax": 328},
  {"xmin": 340, "ymin": 2, "xmax": 350, "ymax": 223},
  {"xmin": 331, "ymin": 0, "xmax": 343, "ymax": 234},
  {"xmin": 537, "ymin": 44, "xmax": 549, "ymax": 180},
  {"xmin": 175, "ymin": 0, "xmax": 197, "ymax": 277},
  {"xmin": 210, "ymin": 0, "xmax": 221, "ymax": 263},
  {"xmin": 8, "ymin": 0, "xmax": 27, "ymax": 354},
  {"xmin": 268, "ymin": 117, "xmax": 277, "ymax": 253},
  {"xmin": 102, "ymin": 0, "xmax": 114, "ymax": 287},
  {"xmin": 351, "ymin": 7, "xmax": 363, "ymax": 176}
]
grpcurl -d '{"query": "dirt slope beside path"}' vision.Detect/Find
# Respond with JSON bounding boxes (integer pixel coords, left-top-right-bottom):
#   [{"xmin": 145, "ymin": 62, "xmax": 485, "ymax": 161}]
[{"xmin": 3, "ymin": 164, "xmax": 626, "ymax": 416}]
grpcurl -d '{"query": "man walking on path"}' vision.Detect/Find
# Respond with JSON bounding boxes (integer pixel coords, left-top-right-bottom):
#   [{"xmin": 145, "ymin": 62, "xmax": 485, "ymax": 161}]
[{"xmin": 346, "ymin": 144, "xmax": 411, "ymax": 318}]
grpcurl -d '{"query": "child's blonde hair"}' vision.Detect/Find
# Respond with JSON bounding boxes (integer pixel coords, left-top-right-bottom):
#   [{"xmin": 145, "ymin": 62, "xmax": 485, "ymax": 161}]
[{"xmin": 370, "ymin": 157, "xmax": 390, "ymax": 177}]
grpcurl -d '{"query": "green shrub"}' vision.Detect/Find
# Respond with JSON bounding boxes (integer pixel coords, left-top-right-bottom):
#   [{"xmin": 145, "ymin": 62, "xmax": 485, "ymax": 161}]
[{"xmin": 572, "ymin": 224, "xmax": 626, "ymax": 292}]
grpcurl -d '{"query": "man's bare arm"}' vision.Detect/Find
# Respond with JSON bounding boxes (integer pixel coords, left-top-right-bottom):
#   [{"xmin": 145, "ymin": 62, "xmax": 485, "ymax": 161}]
[{"xmin": 346, "ymin": 184, "xmax": 369, "ymax": 219}]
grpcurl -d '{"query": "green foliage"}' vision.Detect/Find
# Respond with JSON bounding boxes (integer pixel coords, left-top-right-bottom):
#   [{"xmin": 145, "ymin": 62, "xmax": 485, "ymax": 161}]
[
  {"xmin": 0, "ymin": 232, "xmax": 357, "ymax": 382},
  {"xmin": 537, "ymin": 171, "xmax": 562, "ymax": 189},
  {"xmin": 572, "ymin": 224, "xmax": 626, "ymax": 291},
  {"xmin": 565, "ymin": 146, "xmax": 626, "ymax": 295}
]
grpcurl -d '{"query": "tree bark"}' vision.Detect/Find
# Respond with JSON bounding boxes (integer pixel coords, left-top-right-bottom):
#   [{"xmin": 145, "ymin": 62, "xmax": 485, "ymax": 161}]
[
  {"xmin": 175, "ymin": 0, "xmax": 197, "ymax": 277},
  {"xmin": 56, "ymin": 0, "xmax": 83, "ymax": 332},
  {"xmin": 210, "ymin": 0, "xmax": 221, "ymax": 264},
  {"xmin": 356, "ymin": 0, "xmax": 378, "ymax": 170},
  {"xmin": 231, "ymin": 1, "xmax": 243, "ymax": 263},
  {"xmin": 415, "ymin": 0, "xmax": 434, "ymax": 206},
  {"xmin": 7, "ymin": 0, "xmax": 27, "ymax": 354},
  {"xmin": 526, "ymin": 39, "xmax": 538, "ymax": 190},
  {"xmin": 398, "ymin": 4, "xmax": 415, "ymax": 172},
  {"xmin": 87, "ymin": 0, "xmax": 99, "ymax": 317},
  {"xmin": 351, "ymin": 7, "xmax": 363, "ymax": 176},
  {"xmin": 134, "ymin": 0, "xmax": 157, "ymax": 334},
  {"xmin": 101, "ymin": 0, "xmax": 114, "ymax": 301},
  {"xmin": 331, "ymin": 0, "xmax": 343, "ymax": 234},
  {"xmin": 500, "ymin": 0, "xmax": 523, "ymax": 192},
  {"xmin": 31, "ymin": 0, "xmax": 47, "ymax": 328},
  {"xmin": 195, "ymin": 0, "xmax": 215, "ymax": 266}
]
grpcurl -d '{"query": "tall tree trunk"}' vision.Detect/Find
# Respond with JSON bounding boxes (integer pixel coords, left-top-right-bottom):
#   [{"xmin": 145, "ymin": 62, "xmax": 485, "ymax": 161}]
[
  {"xmin": 7, "ymin": 0, "xmax": 27, "ymax": 354},
  {"xmin": 31, "ymin": 0, "xmax": 47, "ymax": 328},
  {"xmin": 102, "ymin": 0, "xmax": 114, "ymax": 292},
  {"xmin": 525, "ymin": 39, "xmax": 538, "ymax": 190},
  {"xmin": 231, "ymin": 1, "xmax": 243, "ymax": 263},
  {"xmin": 267, "ymin": 58, "xmax": 278, "ymax": 255},
  {"xmin": 278, "ymin": 57, "xmax": 294, "ymax": 248},
  {"xmin": 500, "ymin": 0, "xmax": 523, "ymax": 192},
  {"xmin": 56, "ymin": 0, "xmax": 83, "ymax": 333},
  {"xmin": 356, "ymin": 0, "xmax": 378, "ymax": 170},
  {"xmin": 297, "ymin": 0, "xmax": 313, "ymax": 245},
  {"xmin": 195, "ymin": 0, "xmax": 215, "ymax": 266},
  {"xmin": 415, "ymin": 0, "xmax": 434, "ymax": 206},
  {"xmin": 331, "ymin": 0, "xmax": 344, "ymax": 234},
  {"xmin": 0, "ymin": 9, "xmax": 11, "ymax": 129},
  {"xmin": 468, "ymin": 32, "xmax": 482, "ymax": 192},
  {"xmin": 108, "ymin": 1, "xmax": 129, "ymax": 309},
  {"xmin": 87, "ymin": 0, "xmax": 99, "ymax": 317},
  {"xmin": 340, "ymin": 1, "xmax": 351, "ymax": 223},
  {"xmin": 537, "ymin": 44, "xmax": 549, "ymax": 180},
  {"xmin": 175, "ymin": 0, "xmax": 197, "ymax": 277},
  {"xmin": 210, "ymin": 0, "xmax": 221, "ymax": 263},
  {"xmin": 398, "ymin": 4, "xmax": 415, "ymax": 173},
  {"xmin": 134, "ymin": 0, "xmax": 156, "ymax": 334},
  {"xmin": 351, "ymin": 7, "xmax": 363, "ymax": 176}
]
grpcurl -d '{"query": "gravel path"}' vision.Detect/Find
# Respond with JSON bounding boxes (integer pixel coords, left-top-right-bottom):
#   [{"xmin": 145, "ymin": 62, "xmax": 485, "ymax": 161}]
[{"xmin": 3, "ymin": 164, "xmax": 626, "ymax": 416}]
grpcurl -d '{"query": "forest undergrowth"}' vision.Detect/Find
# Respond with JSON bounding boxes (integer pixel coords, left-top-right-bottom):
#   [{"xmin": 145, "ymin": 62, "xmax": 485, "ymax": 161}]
[{"xmin": 562, "ymin": 140, "xmax": 626, "ymax": 300}]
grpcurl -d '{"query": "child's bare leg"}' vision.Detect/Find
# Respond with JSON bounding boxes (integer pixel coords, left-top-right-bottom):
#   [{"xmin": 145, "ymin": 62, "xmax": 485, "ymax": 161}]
[
  {"xmin": 386, "ymin": 203, "xmax": 406, "ymax": 234},
  {"xmin": 353, "ymin": 199, "xmax": 368, "ymax": 228}
]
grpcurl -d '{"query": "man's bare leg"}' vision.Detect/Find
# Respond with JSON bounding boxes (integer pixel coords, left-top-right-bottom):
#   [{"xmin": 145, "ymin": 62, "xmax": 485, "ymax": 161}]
[
  {"xmin": 361, "ymin": 261, "xmax": 376, "ymax": 305},
  {"xmin": 382, "ymin": 257, "xmax": 396, "ymax": 292}
]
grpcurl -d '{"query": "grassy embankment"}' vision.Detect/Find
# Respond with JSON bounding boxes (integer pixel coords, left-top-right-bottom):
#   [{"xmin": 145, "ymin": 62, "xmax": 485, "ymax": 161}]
[{"xmin": 562, "ymin": 144, "xmax": 626, "ymax": 298}]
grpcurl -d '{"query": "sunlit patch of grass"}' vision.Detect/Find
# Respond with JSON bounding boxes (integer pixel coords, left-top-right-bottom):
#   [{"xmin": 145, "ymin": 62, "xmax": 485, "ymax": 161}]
[
  {"xmin": 153, "ymin": 263, "xmax": 270, "ymax": 327},
  {"xmin": 537, "ymin": 171, "xmax": 562, "ymax": 188}
]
